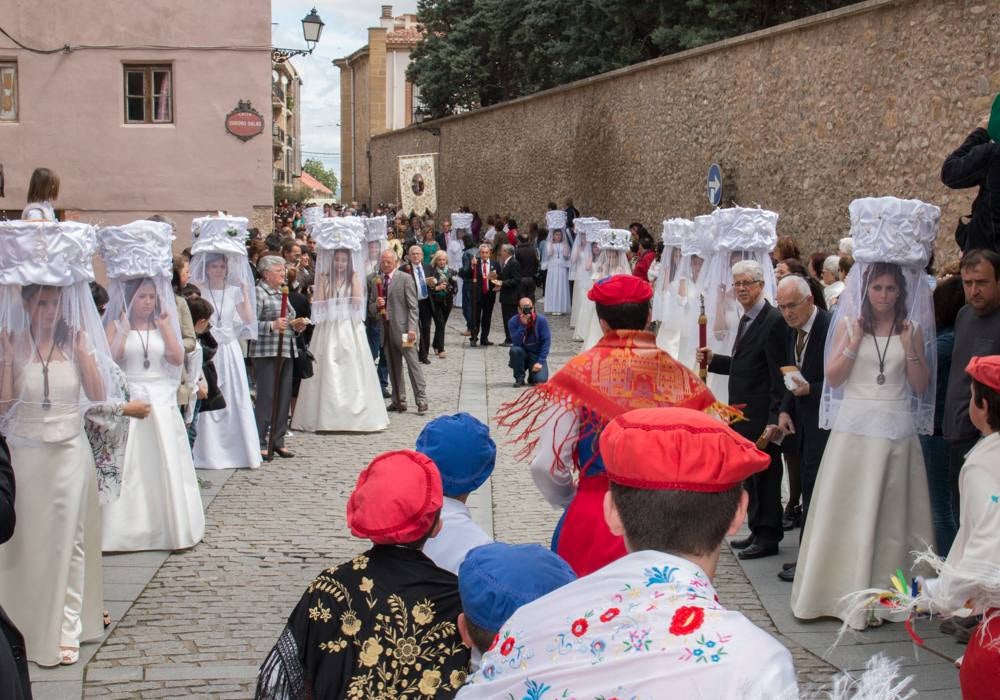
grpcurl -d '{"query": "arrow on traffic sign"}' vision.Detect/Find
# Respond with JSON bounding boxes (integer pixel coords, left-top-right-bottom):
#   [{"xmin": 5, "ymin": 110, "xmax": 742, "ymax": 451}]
[{"xmin": 708, "ymin": 175, "xmax": 721, "ymax": 200}]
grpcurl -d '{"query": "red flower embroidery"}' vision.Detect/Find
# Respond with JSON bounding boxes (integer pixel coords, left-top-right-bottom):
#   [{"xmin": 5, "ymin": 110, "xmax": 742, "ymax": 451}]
[
  {"xmin": 571, "ymin": 618, "xmax": 589, "ymax": 637},
  {"xmin": 487, "ymin": 634, "xmax": 500, "ymax": 652},
  {"xmin": 500, "ymin": 636, "xmax": 516, "ymax": 656},
  {"xmin": 600, "ymin": 607, "xmax": 620, "ymax": 623},
  {"xmin": 669, "ymin": 606, "xmax": 705, "ymax": 636}
]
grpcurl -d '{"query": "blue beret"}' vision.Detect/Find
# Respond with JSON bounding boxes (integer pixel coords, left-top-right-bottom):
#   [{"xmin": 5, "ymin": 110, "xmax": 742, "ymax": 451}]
[
  {"xmin": 458, "ymin": 543, "xmax": 576, "ymax": 633},
  {"xmin": 415, "ymin": 412, "xmax": 496, "ymax": 497}
]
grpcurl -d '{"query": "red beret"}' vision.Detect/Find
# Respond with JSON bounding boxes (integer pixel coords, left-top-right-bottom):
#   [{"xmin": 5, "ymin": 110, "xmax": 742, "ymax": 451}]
[
  {"xmin": 346, "ymin": 450, "xmax": 443, "ymax": 544},
  {"xmin": 587, "ymin": 274, "xmax": 653, "ymax": 306},
  {"xmin": 599, "ymin": 407, "xmax": 770, "ymax": 493},
  {"xmin": 967, "ymin": 355, "xmax": 1000, "ymax": 392}
]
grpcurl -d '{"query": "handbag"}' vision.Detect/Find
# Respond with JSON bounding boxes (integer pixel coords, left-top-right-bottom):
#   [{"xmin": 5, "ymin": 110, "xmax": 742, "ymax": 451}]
[{"xmin": 293, "ymin": 345, "xmax": 315, "ymax": 380}]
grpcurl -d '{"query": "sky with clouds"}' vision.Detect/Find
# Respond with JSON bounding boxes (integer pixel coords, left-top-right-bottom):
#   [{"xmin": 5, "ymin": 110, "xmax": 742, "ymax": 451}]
[{"xmin": 271, "ymin": 0, "xmax": 417, "ymax": 192}]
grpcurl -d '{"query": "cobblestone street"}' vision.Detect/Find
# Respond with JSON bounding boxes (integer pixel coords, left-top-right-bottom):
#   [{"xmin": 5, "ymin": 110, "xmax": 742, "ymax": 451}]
[{"xmin": 27, "ymin": 305, "xmax": 958, "ymax": 698}]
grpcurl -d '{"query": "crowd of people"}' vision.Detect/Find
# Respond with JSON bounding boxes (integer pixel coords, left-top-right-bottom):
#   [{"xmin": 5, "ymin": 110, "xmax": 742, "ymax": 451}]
[{"xmin": 2, "ymin": 115, "xmax": 1000, "ymax": 700}]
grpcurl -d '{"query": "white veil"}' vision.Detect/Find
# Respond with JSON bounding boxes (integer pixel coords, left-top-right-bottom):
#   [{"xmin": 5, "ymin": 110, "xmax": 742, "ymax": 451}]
[
  {"xmin": 819, "ymin": 197, "xmax": 939, "ymax": 439},
  {"xmin": 0, "ymin": 221, "xmax": 124, "ymax": 439},
  {"xmin": 653, "ymin": 218, "xmax": 692, "ymax": 323},
  {"xmin": 189, "ymin": 215, "xmax": 258, "ymax": 341},
  {"xmin": 568, "ymin": 217, "xmax": 598, "ymax": 282},
  {"xmin": 312, "ymin": 217, "xmax": 366, "ymax": 323},
  {"xmin": 592, "ymin": 228, "xmax": 633, "ymax": 279},
  {"xmin": 98, "ymin": 220, "xmax": 184, "ymax": 384},
  {"xmin": 702, "ymin": 207, "xmax": 778, "ymax": 356},
  {"xmin": 363, "ymin": 215, "xmax": 389, "ymax": 275}
]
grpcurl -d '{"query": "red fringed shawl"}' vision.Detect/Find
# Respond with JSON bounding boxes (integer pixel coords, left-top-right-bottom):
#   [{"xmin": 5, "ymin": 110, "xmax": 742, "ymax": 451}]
[{"xmin": 495, "ymin": 330, "xmax": 741, "ymax": 472}]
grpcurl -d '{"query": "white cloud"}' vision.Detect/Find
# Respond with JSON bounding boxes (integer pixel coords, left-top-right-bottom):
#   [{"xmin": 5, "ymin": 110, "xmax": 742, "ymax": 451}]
[{"xmin": 271, "ymin": 0, "xmax": 418, "ymax": 182}]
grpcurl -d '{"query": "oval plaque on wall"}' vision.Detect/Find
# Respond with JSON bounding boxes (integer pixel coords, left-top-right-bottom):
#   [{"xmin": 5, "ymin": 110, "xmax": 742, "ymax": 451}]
[{"xmin": 225, "ymin": 100, "xmax": 265, "ymax": 142}]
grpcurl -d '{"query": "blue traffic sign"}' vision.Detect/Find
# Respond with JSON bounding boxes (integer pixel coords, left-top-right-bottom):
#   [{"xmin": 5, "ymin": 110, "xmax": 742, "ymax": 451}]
[{"xmin": 707, "ymin": 163, "xmax": 722, "ymax": 207}]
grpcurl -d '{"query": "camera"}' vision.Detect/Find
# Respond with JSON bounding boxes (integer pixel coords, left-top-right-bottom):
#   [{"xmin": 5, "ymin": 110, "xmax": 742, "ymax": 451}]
[{"xmin": 520, "ymin": 305, "xmax": 533, "ymax": 314}]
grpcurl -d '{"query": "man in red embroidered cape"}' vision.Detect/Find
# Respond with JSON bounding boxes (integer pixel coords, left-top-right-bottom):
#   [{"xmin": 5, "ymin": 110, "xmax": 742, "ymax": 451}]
[{"xmin": 496, "ymin": 274, "xmax": 739, "ymax": 576}]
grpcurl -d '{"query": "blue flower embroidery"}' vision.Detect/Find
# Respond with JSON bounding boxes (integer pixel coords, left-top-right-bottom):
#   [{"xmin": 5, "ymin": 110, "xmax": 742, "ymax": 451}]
[
  {"xmin": 991, "ymin": 495, "xmax": 999, "ymax": 504},
  {"xmin": 644, "ymin": 566, "xmax": 678, "ymax": 586},
  {"xmin": 521, "ymin": 679, "xmax": 551, "ymax": 700}
]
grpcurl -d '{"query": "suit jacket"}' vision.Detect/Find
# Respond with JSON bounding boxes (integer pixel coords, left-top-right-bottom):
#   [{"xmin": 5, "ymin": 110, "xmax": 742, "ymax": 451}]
[
  {"xmin": 460, "ymin": 256, "xmax": 498, "ymax": 302},
  {"xmin": 496, "ymin": 255, "xmax": 523, "ymax": 304},
  {"xmin": 708, "ymin": 301, "xmax": 787, "ymax": 442},
  {"xmin": 384, "ymin": 268, "xmax": 419, "ymax": 344},
  {"xmin": 401, "ymin": 262, "xmax": 436, "ymax": 303},
  {"xmin": 779, "ymin": 308, "xmax": 832, "ymax": 465}
]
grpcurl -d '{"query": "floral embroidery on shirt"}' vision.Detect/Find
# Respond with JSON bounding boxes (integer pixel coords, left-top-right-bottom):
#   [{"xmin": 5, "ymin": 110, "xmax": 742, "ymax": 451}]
[
  {"xmin": 644, "ymin": 566, "xmax": 678, "ymax": 586},
  {"xmin": 668, "ymin": 606, "xmax": 705, "ymax": 636},
  {"xmin": 571, "ymin": 618, "xmax": 589, "ymax": 637},
  {"xmin": 600, "ymin": 607, "xmax": 620, "ymax": 623},
  {"xmin": 678, "ymin": 632, "xmax": 731, "ymax": 664}
]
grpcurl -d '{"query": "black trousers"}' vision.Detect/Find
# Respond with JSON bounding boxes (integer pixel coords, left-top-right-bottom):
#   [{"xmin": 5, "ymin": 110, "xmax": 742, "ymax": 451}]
[
  {"xmin": 500, "ymin": 302, "xmax": 518, "ymax": 343},
  {"xmin": 746, "ymin": 443, "xmax": 784, "ymax": 547},
  {"xmin": 471, "ymin": 291, "xmax": 496, "ymax": 343},
  {"xmin": 431, "ymin": 297, "xmax": 452, "ymax": 352},
  {"xmin": 417, "ymin": 298, "xmax": 433, "ymax": 361},
  {"xmin": 799, "ymin": 457, "xmax": 822, "ymax": 530},
  {"xmin": 948, "ymin": 434, "xmax": 980, "ymax": 521},
  {"xmin": 254, "ymin": 356, "xmax": 293, "ymax": 451}
]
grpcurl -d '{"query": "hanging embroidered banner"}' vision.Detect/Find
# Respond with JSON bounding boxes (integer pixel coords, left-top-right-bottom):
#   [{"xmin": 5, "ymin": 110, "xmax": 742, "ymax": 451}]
[{"xmin": 398, "ymin": 153, "xmax": 438, "ymax": 216}]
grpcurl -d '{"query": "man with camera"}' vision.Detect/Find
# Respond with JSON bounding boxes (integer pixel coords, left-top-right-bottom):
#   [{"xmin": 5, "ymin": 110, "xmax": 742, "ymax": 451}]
[{"xmin": 508, "ymin": 297, "xmax": 551, "ymax": 388}]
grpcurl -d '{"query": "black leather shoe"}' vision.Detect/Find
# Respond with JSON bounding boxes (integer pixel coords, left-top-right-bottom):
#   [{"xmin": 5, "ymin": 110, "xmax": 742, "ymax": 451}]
[
  {"xmin": 739, "ymin": 543, "xmax": 779, "ymax": 560},
  {"xmin": 513, "ymin": 379, "xmax": 526, "ymax": 387},
  {"xmin": 481, "ymin": 340, "xmax": 494, "ymax": 346},
  {"xmin": 730, "ymin": 536, "xmax": 754, "ymax": 550},
  {"xmin": 500, "ymin": 341, "xmax": 512, "ymax": 347},
  {"xmin": 381, "ymin": 388, "xmax": 391, "ymax": 398},
  {"xmin": 781, "ymin": 561, "xmax": 796, "ymax": 570},
  {"xmin": 778, "ymin": 564, "xmax": 795, "ymax": 581},
  {"xmin": 782, "ymin": 505, "xmax": 802, "ymax": 531},
  {"xmin": 469, "ymin": 340, "xmax": 478, "ymax": 347},
  {"xmin": 417, "ymin": 402, "xmax": 428, "ymax": 415},
  {"xmin": 419, "ymin": 358, "xmax": 431, "ymax": 365}
]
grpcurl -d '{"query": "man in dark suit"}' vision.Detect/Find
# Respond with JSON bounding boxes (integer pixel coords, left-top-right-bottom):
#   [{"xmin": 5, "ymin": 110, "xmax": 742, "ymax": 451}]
[
  {"xmin": 494, "ymin": 243, "xmax": 523, "ymax": 346},
  {"xmin": 365, "ymin": 270, "xmax": 391, "ymax": 397},
  {"xmin": 401, "ymin": 245, "xmax": 436, "ymax": 364},
  {"xmin": 771, "ymin": 275, "xmax": 831, "ymax": 581},
  {"xmin": 460, "ymin": 243, "xmax": 497, "ymax": 347},
  {"xmin": 698, "ymin": 260, "xmax": 788, "ymax": 559}
]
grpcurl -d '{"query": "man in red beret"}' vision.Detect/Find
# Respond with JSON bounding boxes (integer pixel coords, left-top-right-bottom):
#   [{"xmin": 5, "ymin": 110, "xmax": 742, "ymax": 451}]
[
  {"xmin": 917, "ymin": 355, "xmax": 1000, "ymax": 698},
  {"xmin": 255, "ymin": 450, "xmax": 471, "ymax": 700},
  {"xmin": 497, "ymin": 274, "xmax": 738, "ymax": 577},
  {"xmin": 458, "ymin": 407, "xmax": 797, "ymax": 698}
]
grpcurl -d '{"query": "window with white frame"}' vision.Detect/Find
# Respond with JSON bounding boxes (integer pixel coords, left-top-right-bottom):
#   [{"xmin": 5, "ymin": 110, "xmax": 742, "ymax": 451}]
[
  {"xmin": 0, "ymin": 62, "xmax": 17, "ymax": 122},
  {"xmin": 124, "ymin": 64, "xmax": 173, "ymax": 124}
]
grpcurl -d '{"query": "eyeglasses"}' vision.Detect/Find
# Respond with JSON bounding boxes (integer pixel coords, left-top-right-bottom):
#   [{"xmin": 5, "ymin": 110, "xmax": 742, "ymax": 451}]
[
  {"xmin": 776, "ymin": 297, "xmax": 809, "ymax": 312},
  {"xmin": 732, "ymin": 280, "xmax": 763, "ymax": 288}
]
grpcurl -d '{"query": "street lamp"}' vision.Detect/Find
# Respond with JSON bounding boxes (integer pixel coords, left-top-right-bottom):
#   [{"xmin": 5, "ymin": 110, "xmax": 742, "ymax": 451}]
[
  {"xmin": 412, "ymin": 105, "xmax": 440, "ymax": 136},
  {"xmin": 272, "ymin": 7, "xmax": 325, "ymax": 63}
]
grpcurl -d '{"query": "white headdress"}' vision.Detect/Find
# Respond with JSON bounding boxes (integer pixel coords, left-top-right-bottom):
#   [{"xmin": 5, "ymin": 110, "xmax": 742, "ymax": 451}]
[
  {"xmin": 302, "ymin": 206, "xmax": 324, "ymax": 235},
  {"xmin": 97, "ymin": 220, "xmax": 183, "ymax": 382},
  {"xmin": 819, "ymin": 196, "xmax": 939, "ymax": 439},
  {"xmin": 451, "ymin": 212, "xmax": 474, "ymax": 231},
  {"xmin": 0, "ymin": 220, "xmax": 124, "ymax": 437},
  {"xmin": 545, "ymin": 210, "xmax": 567, "ymax": 231},
  {"xmin": 592, "ymin": 228, "xmax": 632, "ymax": 279},
  {"xmin": 312, "ymin": 217, "xmax": 367, "ymax": 323},
  {"xmin": 189, "ymin": 215, "xmax": 257, "ymax": 341}
]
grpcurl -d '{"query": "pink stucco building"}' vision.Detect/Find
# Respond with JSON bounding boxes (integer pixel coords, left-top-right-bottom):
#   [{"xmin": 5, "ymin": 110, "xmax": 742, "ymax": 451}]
[{"xmin": 0, "ymin": 1, "xmax": 274, "ymax": 238}]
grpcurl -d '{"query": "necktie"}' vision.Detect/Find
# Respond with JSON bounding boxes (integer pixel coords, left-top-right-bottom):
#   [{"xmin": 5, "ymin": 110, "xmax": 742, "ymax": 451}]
[
  {"xmin": 416, "ymin": 266, "xmax": 428, "ymax": 298},
  {"xmin": 795, "ymin": 328, "xmax": 807, "ymax": 365},
  {"xmin": 734, "ymin": 314, "xmax": 751, "ymax": 351},
  {"xmin": 382, "ymin": 274, "xmax": 390, "ymax": 321},
  {"xmin": 482, "ymin": 262, "xmax": 489, "ymax": 295}
]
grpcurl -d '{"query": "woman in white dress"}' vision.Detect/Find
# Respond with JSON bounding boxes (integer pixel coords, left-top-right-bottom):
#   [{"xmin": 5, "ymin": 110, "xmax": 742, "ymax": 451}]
[
  {"xmin": 190, "ymin": 217, "xmax": 261, "ymax": 470},
  {"xmin": 792, "ymin": 197, "xmax": 938, "ymax": 630},
  {"xmin": 0, "ymin": 220, "xmax": 121, "ymax": 666},
  {"xmin": 568, "ymin": 217, "xmax": 597, "ymax": 333},
  {"xmin": 542, "ymin": 227, "xmax": 571, "ymax": 315},
  {"xmin": 101, "ymin": 272, "xmax": 205, "ymax": 552},
  {"xmin": 583, "ymin": 229, "xmax": 633, "ymax": 349},
  {"xmin": 292, "ymin": 218, "xmax": 389, "ymax": 433},
  {"xmin": 653, "ymin": 218, "xmax": 691, "ymax": 356}
]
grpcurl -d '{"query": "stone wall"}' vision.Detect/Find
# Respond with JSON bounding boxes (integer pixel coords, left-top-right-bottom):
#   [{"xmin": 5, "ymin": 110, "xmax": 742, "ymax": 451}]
[{"xmin": 369, "ymin": 0, "xmax": 1000, "ymax": 261}]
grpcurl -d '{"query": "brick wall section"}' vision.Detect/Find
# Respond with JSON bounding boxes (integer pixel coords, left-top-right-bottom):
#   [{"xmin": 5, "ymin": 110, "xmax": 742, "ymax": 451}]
[{"xmin": 370, "ymin": 0, "xmax": 1000, "ymax": 261}]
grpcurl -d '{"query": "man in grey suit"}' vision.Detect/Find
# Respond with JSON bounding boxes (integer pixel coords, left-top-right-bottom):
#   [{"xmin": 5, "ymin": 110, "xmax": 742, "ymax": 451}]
[{"xmin": 376, "ymin": 249, "xmax": 428, "ymax": 414}]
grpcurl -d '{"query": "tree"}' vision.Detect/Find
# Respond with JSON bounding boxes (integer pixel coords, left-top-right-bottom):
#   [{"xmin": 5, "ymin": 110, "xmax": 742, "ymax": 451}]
[
  {"xmin": 408, "ymin": 0, "xmax": 860, "ymax": 117},
  {"xmin": 302, "ymin": 158, "xmax": 338, "ymax": 193}
]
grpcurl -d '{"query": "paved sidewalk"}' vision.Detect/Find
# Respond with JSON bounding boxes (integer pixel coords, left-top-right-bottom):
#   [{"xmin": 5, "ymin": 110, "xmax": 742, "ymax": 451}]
[{"xmin": 27, "ymin": 305, "xmax": 963, "ymax": 697}]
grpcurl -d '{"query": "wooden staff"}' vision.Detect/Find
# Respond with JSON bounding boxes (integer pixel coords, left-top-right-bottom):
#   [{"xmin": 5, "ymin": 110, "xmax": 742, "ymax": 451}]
[
  {"xmin": 698, "ymin": 294, "xmax": 708, "ymax": 381},
  {"xmin": 266, "ymin": 283, "xmax": 290, "ymax": 461}
]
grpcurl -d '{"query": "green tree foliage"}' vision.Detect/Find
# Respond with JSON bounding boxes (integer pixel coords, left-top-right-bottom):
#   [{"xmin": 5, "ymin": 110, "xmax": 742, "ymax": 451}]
[
  {"xmin": 408, "ymin": 0, "xmax": 859, "ymax": 116},
  {"xmin": 301, "ymin": 158, "xmax": 339, "ymax": 193}
]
